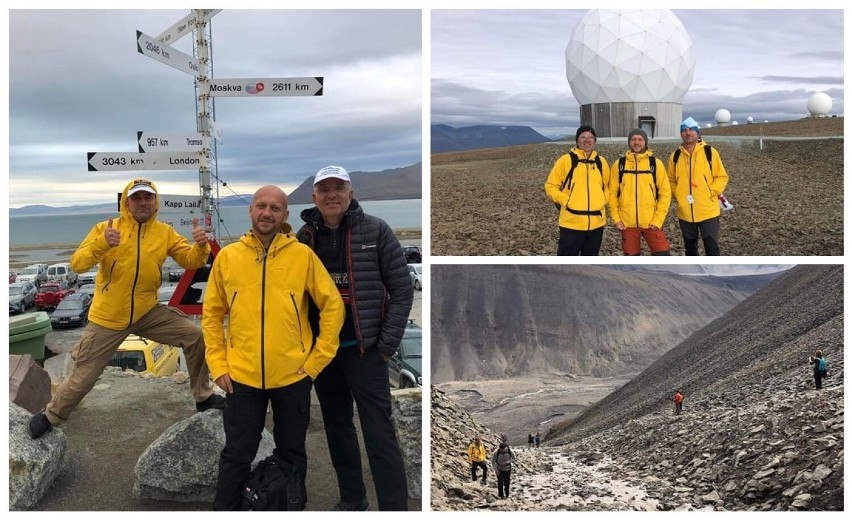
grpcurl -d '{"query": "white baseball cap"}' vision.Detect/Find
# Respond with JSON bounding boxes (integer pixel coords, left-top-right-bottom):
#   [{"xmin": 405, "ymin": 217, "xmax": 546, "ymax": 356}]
[
  {"xmin": 127, "ymin": 180, "xmax": 157, "ymax": 196},
  {"xmin": 313, "ymin": 165, "xmax": 351, "ymax": 185}
]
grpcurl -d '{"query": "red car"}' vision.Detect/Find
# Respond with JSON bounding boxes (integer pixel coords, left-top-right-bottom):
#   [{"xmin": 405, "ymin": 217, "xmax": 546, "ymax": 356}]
[
  {"xmin": 35, "ymin": 281, "xmax": 73, "ymax": 311},
  {"xmin": 9, "ymin": 272, "xmax": 16, "ymax": 283}
]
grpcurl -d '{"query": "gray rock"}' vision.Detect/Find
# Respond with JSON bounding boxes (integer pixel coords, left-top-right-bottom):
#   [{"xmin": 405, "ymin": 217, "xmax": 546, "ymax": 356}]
[
  {"xmin": 133, "ymin": 409, "xmax": 274, "ymax": 502},
  {"xmin": 392, "ymin": 387, "xmax": 423, "ymax": 500},
  {"xmin": 8, "ymin": 404, "xmax": 67, "ymax": 511},
  {"xmin": 810, "ymin": 464, "xmax": 832, "ymax": 482}
]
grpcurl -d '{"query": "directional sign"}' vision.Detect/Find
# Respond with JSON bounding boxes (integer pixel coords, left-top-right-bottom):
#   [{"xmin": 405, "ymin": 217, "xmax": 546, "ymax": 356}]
[
  {"xmin": 156, "ymin": 195, "xmax": 205, "ymax": 237},
  {"xmin": 136, "ymin": 30, "xmax": 200, "ymax": 78},
  {"xmin": 208, "ymin": 77, "xmax": 324, "ymax": 97},
  {"xmin": 208, "ymin": 119, "xmax": 223, "ymax": 144},
  {"xmin": 155, "ymin": 9, "xmax": 221, "ymax": 45},
  {"xmin": 137, "ymin": 132, "xmax": 203, "ymax": 153},
  {"xmin": 87, "ymin": 151, "xmax": 202, "ymax": 171}
]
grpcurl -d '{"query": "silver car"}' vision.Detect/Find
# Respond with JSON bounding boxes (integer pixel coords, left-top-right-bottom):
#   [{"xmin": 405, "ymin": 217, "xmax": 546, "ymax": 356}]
[{"xmin": 9, "ymin": 281, "xmax": 37, "ymax": 314}]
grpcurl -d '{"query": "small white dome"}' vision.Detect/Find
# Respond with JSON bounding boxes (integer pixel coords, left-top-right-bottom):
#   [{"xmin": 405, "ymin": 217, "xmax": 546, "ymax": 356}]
[
  {"xmin": 747, "ymin": 116, "xmax": 754, "ymax": 123},
  {"xmin": 705, "ymin": 123, "xmax": 712, "ymax": 128},
  {"xmin": 732, "ymin": 121, "xmax": 739, "ymax": 125},
  {"xmin": 715, "ymin": 109, "xmax": 731, "ymax": 123}
]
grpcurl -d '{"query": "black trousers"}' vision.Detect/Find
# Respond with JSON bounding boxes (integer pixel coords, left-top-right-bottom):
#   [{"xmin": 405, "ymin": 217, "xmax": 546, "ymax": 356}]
[
  {"xmin": 471, "ymin": 461, "xmax": 488, "ymax": 482},
  {"xmin": 557, "ymin": 226, "xmax": 604, "ymax": 256},
  {"xmin": 814, "ymin": 371, "xmax": 823, "ymax": 390},
  {"xmin": 496, "ymin": 469, "xmax": 511, "ymax": 497},
  {"xmin": 213, "ymin": 377, "xmax": 312, "ymax": 511},
  {"xmin": 678, "ymin": 217, "xmax": 720, "ymax": 256},
  {"xmin": 315, "ymin": 346, "xmax": 409, "ymax": 511}
]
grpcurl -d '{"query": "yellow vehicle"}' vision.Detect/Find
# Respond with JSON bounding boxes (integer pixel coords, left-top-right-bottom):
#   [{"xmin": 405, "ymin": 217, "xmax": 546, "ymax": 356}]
[{"xmin": 108, "ymin": 335, "xmax": 180, "ymax": 377}]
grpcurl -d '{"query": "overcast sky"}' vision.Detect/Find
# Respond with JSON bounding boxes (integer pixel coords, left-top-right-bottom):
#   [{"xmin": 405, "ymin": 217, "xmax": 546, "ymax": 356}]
[
  {"xmin": 432, "ymin": 9, "xmax": 844, "ymax": 137},
  {"xmin": 7, "ymin": 9, "xmax": 421, "ymax": 207}
]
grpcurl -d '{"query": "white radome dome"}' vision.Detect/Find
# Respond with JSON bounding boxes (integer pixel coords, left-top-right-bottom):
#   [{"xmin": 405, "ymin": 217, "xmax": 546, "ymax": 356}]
[
  {"xmin": 566, "ymin": 9, "xmax": 696, "ymax": 104},
  {"xmin": 807, "ymin": 92, "xmax": 832, "ymax": 116},
  {"xmin": 715, "ymin": 109, "xmax": 731, "ymax": 123},
  {"xmin": 705, "ymin": 123, "xmax": 712, "ymax": 128},
  {"xmin": 732, "ymin": 121, "xmax": 739, "ymax": 125},
  {"xmin": 747, "ymin": 116, "xmax": 754, "ymax": 123}
]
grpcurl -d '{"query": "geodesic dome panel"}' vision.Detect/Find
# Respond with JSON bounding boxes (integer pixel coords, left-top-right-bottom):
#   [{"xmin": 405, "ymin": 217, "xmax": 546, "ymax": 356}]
[
  {"xmin": 715, "ymin": 109, "xmax": 731, "ymax": 123},
  {"xmin": 566, "ymin": 9, "xmax": 695, "ymax": 104},
  {"xmin": 807, "ymin": 92, "xmax": 832, "ymax": 116}
]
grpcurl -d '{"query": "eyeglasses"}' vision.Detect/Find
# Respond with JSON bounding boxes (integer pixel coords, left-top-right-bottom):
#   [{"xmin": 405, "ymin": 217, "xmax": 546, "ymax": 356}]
[{"xmin": 315, "ymin": 184, "xmax": 350, "ymax": 194}]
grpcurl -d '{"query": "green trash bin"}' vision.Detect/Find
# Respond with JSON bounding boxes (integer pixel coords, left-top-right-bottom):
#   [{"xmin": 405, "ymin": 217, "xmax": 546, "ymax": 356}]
[{"xmin": 9, "ymin": 312, "xmax": 52, "ymax": 361}]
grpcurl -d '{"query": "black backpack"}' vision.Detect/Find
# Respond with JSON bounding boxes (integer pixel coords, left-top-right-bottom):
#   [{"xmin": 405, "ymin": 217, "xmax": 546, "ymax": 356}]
[
  {"xmin": 240, "ymin": 454, "xmax": 305, "ymax": 511},
  {"xmin": 672, "ymin": 144, "xmax": 713, "ymax": 174},
  {"xmin": 616, "ymin": 156, "xmax": 658, "ymax": 199},
  {"xmin": 555, "ymin": 152, "xmax": 604, "ymax": 209}
]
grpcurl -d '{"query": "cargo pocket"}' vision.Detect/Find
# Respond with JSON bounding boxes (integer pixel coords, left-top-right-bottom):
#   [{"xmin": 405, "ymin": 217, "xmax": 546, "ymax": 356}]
[{"xmin": 71, "ymin": 327, "xmax": 98, "ymax": 363}]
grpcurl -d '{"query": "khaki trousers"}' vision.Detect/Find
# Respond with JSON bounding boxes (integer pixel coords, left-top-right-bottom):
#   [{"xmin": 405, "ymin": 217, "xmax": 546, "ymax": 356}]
[{"xmin": 45, "ymin": 305, "xmax": 214, "ymax": 425}]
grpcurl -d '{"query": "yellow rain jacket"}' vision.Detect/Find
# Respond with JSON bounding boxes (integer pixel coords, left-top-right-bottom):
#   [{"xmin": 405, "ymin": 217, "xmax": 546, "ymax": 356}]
[
  {"xmin": 545, "ymin": 148, "xmax": 610, "ymax": 231},
  {"xmin": 609, "ymin": 150, "xmax": 672, "ymax": 229},
  {"xmin": 202, "ymin": 227, "xmax": 344, "ymax": 389},
  {"xmin": 667, "ymin": 141, "xmax": 729, "ymax": 223},
  {"xmin": 70, "ymin": 179, "xmax": 210, "ymax": 330},
  {"xmin": 468, "ymin": 442, "xmax": 487, "ymax": 463}
]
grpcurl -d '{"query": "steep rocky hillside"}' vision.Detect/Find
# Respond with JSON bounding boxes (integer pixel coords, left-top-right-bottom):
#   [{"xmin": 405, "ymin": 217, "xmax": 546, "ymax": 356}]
[
  {"xmin": 432, "ymin": 265, "xmax": 768, "ymax": 383},
  {"xmin": 431, "ymin": 265, "xmax": 843, "ymax": 511}
]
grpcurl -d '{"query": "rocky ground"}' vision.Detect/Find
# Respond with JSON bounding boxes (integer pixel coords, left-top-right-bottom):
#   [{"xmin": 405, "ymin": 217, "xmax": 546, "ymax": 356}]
[{"xmin": 431, "ymin": 118, "xmax": 843, "ymax": 256}]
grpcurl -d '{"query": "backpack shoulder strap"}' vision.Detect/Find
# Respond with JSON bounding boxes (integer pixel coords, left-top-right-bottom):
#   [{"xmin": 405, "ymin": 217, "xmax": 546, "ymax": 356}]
[
  {"xmin": 560, "ymin": 152, "xmax": 579, "ymax": 191},
  {"xmin": 704, "ymin": 144, "xmax": 713, "ymax": 173},
  {"xmin": 673, "ymin": 148, "xmax": 682, "ymax": 169}
]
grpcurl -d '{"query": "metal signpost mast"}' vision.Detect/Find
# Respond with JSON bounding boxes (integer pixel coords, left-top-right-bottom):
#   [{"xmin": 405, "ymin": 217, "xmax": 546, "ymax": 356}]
[{"xmin": 193, "ymin": 9, "xmax": 216, "ymax": 239}]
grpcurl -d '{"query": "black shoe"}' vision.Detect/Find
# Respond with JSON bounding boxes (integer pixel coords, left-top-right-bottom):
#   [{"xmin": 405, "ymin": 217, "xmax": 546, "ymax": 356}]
[
  {"xmin": 195, "ymin": 394, "xmax": 226, "ymax": 412},
  {"xmin": 331, "ymin": 497, "xmax": 369, "ymax": 511},
  {"xmin": 29, "ymin": 410, "xmax": 53, "ymax": 439}
]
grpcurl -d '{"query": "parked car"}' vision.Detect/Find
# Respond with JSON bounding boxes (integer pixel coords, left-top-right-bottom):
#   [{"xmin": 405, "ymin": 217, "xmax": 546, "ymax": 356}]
[
  {"xmin": 166, "ymin": 263, "xmax": 185, "ymax": 282},
  {"xmin": 78, "ymin": 283, "xmax": 97, "ymax": 298},
  {"xmin": 50, "ymin": 293, "xmax": 92, "ymax": 328},
  {"xmin": 403, "ymin": 245, "xmax": 422, "ymax": 264},
  {"xmin": 9, "ymin": 271, "xmax": 17, "ymax": 283},
  {"xmin": 16, "ymin": 264, "xmax": 47, "ymax": 287},
  {"xmin": 35, "ymin": 281, "xmax": 73, "ymax": 311},
  {"xmin": 407, "ymin": 263, "xmax": 422, "ymax": 291},
  {"xmin": 78, "ymin": 265, "xmax": 98, "ymax": 285},
  {"xmin": 107, "ymin": 336, "xmax": 180, "ymax": 377},
  {"xmin": 47, "ymin": 262, "xmax": 77, "ymax": 285},
  {"xmin": 9, "ymin": 281, "xmax": 37, "ymax": 314},
  {"xmin": 388, "ymin": 320, "xmax": 422, "ymax": 389}
]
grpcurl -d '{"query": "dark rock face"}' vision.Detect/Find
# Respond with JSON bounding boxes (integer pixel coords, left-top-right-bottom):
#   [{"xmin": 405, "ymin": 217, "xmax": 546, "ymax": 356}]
[
  {"xmin": 432, "ymin": 124, "xmax": 550, "ymax": 153},
  {"xmin": 432, "ymin": 265, "xmax": 766, "ymax": 383},
  {"xmin": 431, "ymin": 265, "xmax": 843, "ymax": 511}
]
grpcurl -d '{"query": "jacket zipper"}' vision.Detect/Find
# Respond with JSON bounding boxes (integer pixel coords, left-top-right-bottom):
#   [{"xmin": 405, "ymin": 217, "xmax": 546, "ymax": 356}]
[
  {"xmin": 228, "ymin": 290, "xmax": 238, "ymax": 347},
  {"xmin": 128, "ymin": 222, "xmax": 142, "ymax": 328},
  {"xmin": 633, "ymin": 155, "xmax": 640, "ymax": 228},
  {"xmin": 687, "ymin": 152, "xmax": 695, "ymax": 222},
  {"xmin": 260, "ymin": 252, "xmax": 267, "ymax": 389},
  {"xmin": 290, "ymin": 292, "xmax": 305, "ymax": 352}
]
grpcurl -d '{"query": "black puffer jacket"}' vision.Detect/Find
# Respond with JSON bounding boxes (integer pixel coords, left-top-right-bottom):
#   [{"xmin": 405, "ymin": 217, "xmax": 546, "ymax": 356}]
[{"xmin": 297, "ymin": 200, "xmax": 413, "ymax": 357}]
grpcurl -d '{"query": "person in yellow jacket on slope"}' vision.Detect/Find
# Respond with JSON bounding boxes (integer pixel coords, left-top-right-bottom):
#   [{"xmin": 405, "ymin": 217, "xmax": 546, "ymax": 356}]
[
  {"xmin": 609, "ymin": 129, "xmax": 672, "ymax": 255},
  {"xmin": 468, "ymin": 435, "xmax": 489, "ymax": 484},
  {"xmin": 544, "ymin": 125, "xmax": 610, "ymax": 256}
]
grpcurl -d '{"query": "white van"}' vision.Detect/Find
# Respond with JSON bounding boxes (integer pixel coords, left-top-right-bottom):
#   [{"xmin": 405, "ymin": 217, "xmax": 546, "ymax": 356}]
[{"xmin": 47, "ymin": 263, "xmax": 77, "ymax": 285}]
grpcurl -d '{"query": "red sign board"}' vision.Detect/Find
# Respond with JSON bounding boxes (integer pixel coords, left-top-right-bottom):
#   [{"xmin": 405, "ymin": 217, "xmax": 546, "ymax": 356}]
[{"xmin": 169, "ymin": 240, "xmax": 221, "ymax": 315}]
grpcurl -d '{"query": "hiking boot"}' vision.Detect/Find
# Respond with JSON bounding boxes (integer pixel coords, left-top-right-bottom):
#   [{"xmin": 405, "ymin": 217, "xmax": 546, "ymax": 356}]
[
  {"xmin": 196, "ymin": 394, "xmax": 226, "ymax": 412},
  {"xmin": 331, "ymin": 497, "xmax": 369, "ymax": 511},
  {"xmin": 29, "ymin": 410, "xmax": 53, "ymax": 439}
]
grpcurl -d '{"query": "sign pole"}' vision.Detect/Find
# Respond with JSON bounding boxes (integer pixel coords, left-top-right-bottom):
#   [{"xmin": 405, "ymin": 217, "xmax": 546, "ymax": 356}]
[{"xmin": 194, "ymin": 9, "xmax": 215, "ymax": 239}]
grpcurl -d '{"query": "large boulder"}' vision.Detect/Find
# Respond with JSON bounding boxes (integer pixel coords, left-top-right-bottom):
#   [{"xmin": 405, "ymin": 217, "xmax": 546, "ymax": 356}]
[
  {"xmin": 8, "ymin": 403, "xmax": 67, "ymax": 510},
  {"xmin": 133, "ymin": 409, "xmax": 275, "ymax": 502},
  {"xmin": 392, "ymin": 387, "xmax": 422, "ymax": 500}
]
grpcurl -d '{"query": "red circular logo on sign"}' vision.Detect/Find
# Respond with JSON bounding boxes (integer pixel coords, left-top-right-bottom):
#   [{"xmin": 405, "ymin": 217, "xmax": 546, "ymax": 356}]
[{"xmin": 256, "ymin": 83, "xmax": 265, "ymax": 92}]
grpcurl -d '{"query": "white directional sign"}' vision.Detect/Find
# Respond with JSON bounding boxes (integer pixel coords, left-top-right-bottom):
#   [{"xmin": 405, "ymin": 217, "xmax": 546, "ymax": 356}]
[
  {"xmin": 137, "ymin": 132, "xmax": 203, "ymax": 153},
  {"xmin": 136, "ymin": 30, "xmax": 200, "ymax": 78},
  {"xmin": 208, "ymin": 77, "xmax": 324, "ymax": 97},
  {"xmin": 156, "ymin": 195, "xmax": 205, "ymax": 238},
  {"xmin": 155, "ymin": 9, "xmax": 221, "ymax": 45},
  {"xmin": 208, "ymin": 119, "xmax": 223, "ymax": 144},
  {"xmin": 88, "ymin": 151, "xmax": 202, "ymax": 171}
]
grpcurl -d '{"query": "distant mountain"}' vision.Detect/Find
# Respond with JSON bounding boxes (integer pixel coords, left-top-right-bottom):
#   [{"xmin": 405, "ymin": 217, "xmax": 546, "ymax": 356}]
[
  {"xmin": 604, "ymin": 265, "xmax": 793, "ymax": 277},
  {"xmin": 287, "ymin": 162, "xmax": 422, "ymax": 204},
  {"xmin": 432, "ymin": 124, "xmax": 551, "ymax": 153}
]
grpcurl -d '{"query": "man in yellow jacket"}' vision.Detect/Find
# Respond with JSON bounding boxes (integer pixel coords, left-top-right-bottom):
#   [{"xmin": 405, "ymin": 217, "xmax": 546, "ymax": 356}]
[
  {"xmin": 668, "ymin": 117, "xmax": 729, "ymax": 255},
  {"xmin": 202, "ymin": 185, "xmax": 344, "ymax": 510},
  {"xmin": 544, "ymin": 125, "xmax": 610, "ymax": 255},
  {"xmin": 468, "ymin": 436, "xmax": 488, "ymax": 484},
  {"xmin": 29, "ymin": 178, "xmax": 224, "ymax": 439},
  {"xmin": 609, "ymin": 129, "xmax": 672, "ymax": 255}
]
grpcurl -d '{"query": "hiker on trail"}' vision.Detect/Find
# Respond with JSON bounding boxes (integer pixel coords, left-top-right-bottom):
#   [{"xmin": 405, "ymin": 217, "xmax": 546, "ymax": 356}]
[
  {"xmin": 672, "ymin": 390, "xmax": 685, "ymax": 415},
  {"xmin": 667, "ymin": 117, "xmax": 729, "ymax": 255},
  {"xmin": 544, "ymin": 125, "xmax": 611, "ymax": 256},
  {"xmin": 809, "ymin": 350, "xmax": 828, "ymax": 390},
  {"xmin": 609, "ymin": 128, "xmax": 672, "ymax": 255},
  {"xmin": 534, "ymin": 432, "xmax": 540, "ymax": 448},
  {"xmin": 202, "ymin": 185, "xmax": 345, "ymax": 510},
  {"xmin": 29, "ymin": 178, "xmax": 225, "ymax": 440},
  {"xmin": 492, "ymin": 442, "xmax": 516, "ymax": 499},
  {"xmin": 528, "ymin": 432, "xmax": 534, "ymax": 448},
  {"xmin": 468, "ymin": 436, "xmax": 488, "ymax": 484}
]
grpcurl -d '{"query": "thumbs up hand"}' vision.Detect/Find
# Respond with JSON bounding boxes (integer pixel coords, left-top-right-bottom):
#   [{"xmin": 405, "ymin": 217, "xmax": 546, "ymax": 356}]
[
  {"xmin": 105, "ymin": 217, "xmax": 121, "ymax": 247},
  {"xmin": 191, "ymin": 218, "xmax": 209, "ymax": 246}
]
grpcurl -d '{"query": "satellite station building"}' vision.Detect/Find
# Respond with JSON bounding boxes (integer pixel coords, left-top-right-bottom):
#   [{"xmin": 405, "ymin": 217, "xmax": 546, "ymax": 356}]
[{"xmin": 566, "ymin": 9, "xmax": 695, "ymax": 138}]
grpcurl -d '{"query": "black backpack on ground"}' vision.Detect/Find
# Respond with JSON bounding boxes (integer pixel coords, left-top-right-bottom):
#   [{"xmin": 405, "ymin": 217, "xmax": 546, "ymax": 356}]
[{"xmin": 240, "ymin": 454, "xmax": 305, "ymax": 511}]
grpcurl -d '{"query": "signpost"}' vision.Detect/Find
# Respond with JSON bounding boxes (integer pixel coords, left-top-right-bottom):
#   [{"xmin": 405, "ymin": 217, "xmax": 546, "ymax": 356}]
[
  {"xmin": 137, "ymin": 132, "xmax": 203, "ymax": 153},
  {"xmin": 155, "ymin": 194, "xmax": 205, "ymax": 237},
  {"xmin": 136, "ymin": 30, "xmax": 200, "ymax": 77},
  {"xmin": 87, "ymin": 151, "xmax": 201, "ymax": 171},
  {"xmin": 155, "ymin": 9, "xmax": 221, "ymax": 45},
  {"xmin": 208, "ymin": 77, "xmax": 324, "ymax": 97}
]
